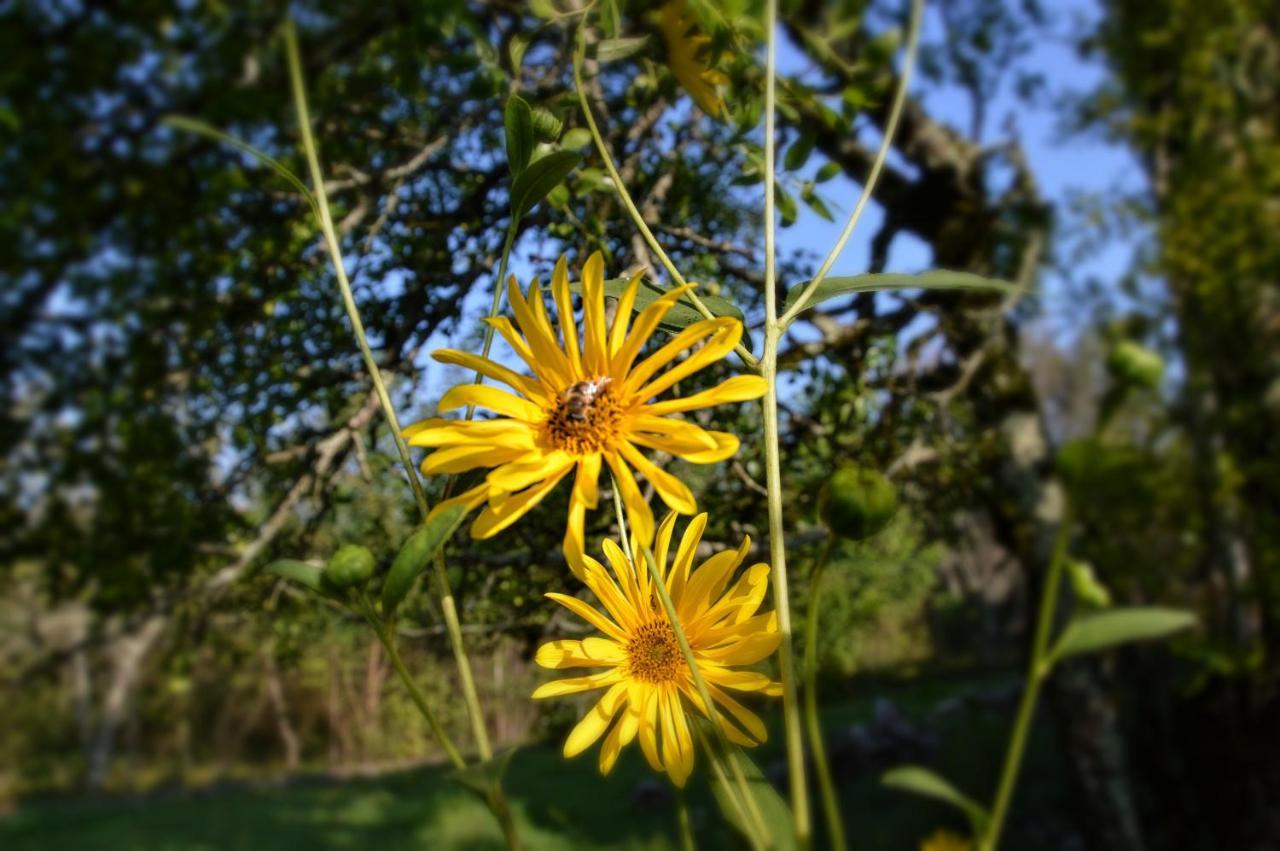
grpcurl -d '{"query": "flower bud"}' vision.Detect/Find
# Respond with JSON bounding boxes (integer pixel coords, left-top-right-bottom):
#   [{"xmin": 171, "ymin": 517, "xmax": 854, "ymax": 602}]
[
  {"xmin": 324, "ymin": 544, "xmax": 376, "ymax": 589},
  {"xmin": 818, "ymin": 465, "xmax": 898, "ymax": 541}
]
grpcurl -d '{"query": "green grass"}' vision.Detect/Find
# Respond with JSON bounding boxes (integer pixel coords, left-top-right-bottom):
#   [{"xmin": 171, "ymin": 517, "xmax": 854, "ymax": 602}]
[{"xmin": 0, "ymin": 671, "xmax": 1072, "ymax": 850}]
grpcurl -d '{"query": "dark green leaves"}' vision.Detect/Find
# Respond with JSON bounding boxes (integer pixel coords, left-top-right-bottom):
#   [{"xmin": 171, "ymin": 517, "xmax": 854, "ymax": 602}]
[
  {"xmin": 882, "ymin": 765, "xmax": 989, "ymax": 834},
  {"xmin": 380, "ymin": 503, "xmax": 470, "ymax": 618},
  {"xmin": 567, "ymin": 276, "xmax": 745, "ymax": 333},
  {"xmin": 510, "ymin": 150, "xmax": 581, "ymax": 219},
  {"xmin": 709, "ymin": 749, "xmax": 797, "ymax": 851},
  {"xmin": 783, "ymin": 270, "xmax": 1022, "ymax": 321},
  {"xmin": 503, "ymin": 95, "xmax": 535, "ymax": 176},
  {"xmin": 1050, "ymin": 607, "xmax": 1195, "ymax": 662}
]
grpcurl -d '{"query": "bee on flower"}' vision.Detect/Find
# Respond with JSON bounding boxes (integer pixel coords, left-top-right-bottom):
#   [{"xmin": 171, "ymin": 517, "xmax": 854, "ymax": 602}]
[
  {"xmin": 404, "ymin": 252, "xmax": 765, "ymax": 575},
  {"xmin": 532, "ymin": 513, "xmax": 781, "ymax": 787}
]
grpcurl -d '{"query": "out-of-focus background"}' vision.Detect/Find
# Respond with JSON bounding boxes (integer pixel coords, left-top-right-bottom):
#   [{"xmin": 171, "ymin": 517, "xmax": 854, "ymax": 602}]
[{"xmin": 2, "ymin": 0, "xmax": 1277, "ymax": 848}]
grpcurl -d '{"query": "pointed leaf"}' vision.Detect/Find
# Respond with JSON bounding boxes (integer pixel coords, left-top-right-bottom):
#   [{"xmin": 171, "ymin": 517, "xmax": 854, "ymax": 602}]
[
  {"xmin": 265, "ymin": 559, "xmax": 335, "ymax": 599},
  {"xmin": 597, "ymin": 35, "xmax": 651, "ymax": 63},
  {"xmin": 510, "ymin": 150, "xmax": 581, "ymax": 219},
  {"xmin": 1050, "ymin": 607, "xmax": 1195, "ymax": 663},
  {"xmin": 882, "ymin": 765, "xmax": 990, "ymax": 833},
  {"xmin": 709, "ymin": 747, "xmax": 797, "ymax": 851},
  {"xmin": 784, "ymin": 270, "xmax": 1022, "ymax": 320},
  {"xmin": 164, "ymin": 115, "xmax": 318, "ymax": 219},
  {"xmin": 504, "ymin": 95, "xmax": 535, "ymax": 176},
  {"xmin": 380, "ymin": 503, "xmax": 469, "ymax": 618}
]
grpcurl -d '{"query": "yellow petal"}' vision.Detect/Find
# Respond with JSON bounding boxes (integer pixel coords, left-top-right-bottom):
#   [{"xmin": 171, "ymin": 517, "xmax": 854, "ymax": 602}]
[
  {"xmin": 704, "ymin": 628, "xmax": 781, "ymax": 665},
  {"xmin": 708, "ymin": 682, "xmax": 767, "ymax": 744},
  {"xmin": 487, "ymin": 451, "xmax": 574, "ymax": 494},
  {"xmin": 637, "ymin": 686, "xmax": 663, "ymax": 772},
  {"xmin": 681, "ymin": 536, "xmax": 750, "ymax": 620},
  {"xmin": 608, "ymin": 271, "xmax": 644, "ymax": 356},
  {"xmin": 432, "ymin": 349, "xmax": 547, "ymax": 402},
  {"xmin": 610, "ymin": 284, "xmax": 696, "ymax": 378},
  {"xmin": 427, "ymin": 482, "xmax": 488, "ymax": 522},
  {"xmin": 546, "ymin": 591, "xmax": 628, "ymax": 642},
  {"xmin": 702, "ymin": 667, "xmax": 778, "ymax": 692},
  {"xmin": 563, "ymin": 497, "xmax": 589, "ymax": 581},
  {"xmin": 624, "ymin": 317, "xmax": 738, "ymax": 398},
  {"xmin": 438, "ymin": 384, "xmax": 544, "ymax": 421},
  {"xmin": 606, "ymin": 453, "xmax": 655, "ymax": 547},
  {"xmin": 660, "ymin": 690, "xmax": 695, "ymax": 787},
  {"xmin": 652, "ymin": 512, "xmax": 679, "ymax": 591},
  {"xmin": 627, "ymin": 414, "xmax": 718, "ymax": 450},
  {"xmin": 618, "ymin": 442, "xmax": 696, "ymax": 516},
  {"xmin": 564, "ymin": 682, "xmax": 627, "ymax": 758},
  {"xmin": 642, "ymin": 374, "xmax": 768, "ymax": 416},
  {"xmin": 668, "ymin": 512, "xmax": 707, "ymax": 602},
  {"xmin": 507, "ymin": 276, "xmax": 573, "ymax": 386},
  {"xmin": 600, "ymin": 538, "xmax": 644, "ymax": 613},
  {"xmin": 532, "ymin": 668, "xmax": 621, "ymax": 699},
  {"xmin": 421, "ymin": 445, "xmax": 529, "ymax": 477},
  {"xmin": 535, "ymin": 638, "xmax": 625, "ymax": 669},
  {"xmin": 406, "ymin": 418, "xmax": 536, "ymax": 449},
  {"xmin": 599, "ymin": 688, "xmax": 641, "ymax": 775},
  {"xmin": 580, "ymin": 252, "xmax": 609, "ymax": 375},
  {"xmin": 471, "ymin": 466, "xmax": 572, "ymax": 538},
  {"xmin": 551, "ymin": 255, "xmax": 584, "ymax": 377}
]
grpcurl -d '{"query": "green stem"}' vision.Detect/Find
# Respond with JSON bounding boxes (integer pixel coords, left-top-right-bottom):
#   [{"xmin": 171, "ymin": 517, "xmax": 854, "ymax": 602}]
[
  {"xmin": 758, "ymin": 0, "xmax": 811, "ymax": 845},
  {"xmin": 803, "ymin": 537, "xmax": 846, "ymax": 851},
  {"xmin": 571, "ymin": 21, "xmax": 757, "ymax": 370},
  {"xmin": 610, "ymin": 482, "xmax": 771, "ymax": 847},
  {"xmin": 284, "ymin": 22, "xmax": 517, "ymax": 850},
  {"xmin": 369, "ymin": 616, "xmax": 466, "ymax": 770},
  {"xmin": 778, "ymin": 0, "xmax": 924, "ymax": 327},
  {"xmin": 979, "ymin": 510, "xmax": 1073, "ymax": 851},
  {"xmin": 701, "ymin": 734, "xmax": 765, "ymax": 851},
  {"xmin": 677, "ymin": 790, "xmax": 698, "ymax": 851}
]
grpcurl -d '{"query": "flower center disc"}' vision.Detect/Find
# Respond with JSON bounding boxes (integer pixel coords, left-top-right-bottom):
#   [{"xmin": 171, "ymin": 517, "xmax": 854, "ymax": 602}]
[
  {"xmin": 627, "ymin": 619, "xmax": 683, "ymax": 684},
  {"xmin": 544, "ymin": 378, "xmax": 622, "ymax": 455}
]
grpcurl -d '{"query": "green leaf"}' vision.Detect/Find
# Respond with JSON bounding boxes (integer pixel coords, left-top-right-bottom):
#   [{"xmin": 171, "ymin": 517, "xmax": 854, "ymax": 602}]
[
  {"xmin": 815, "ymin": 161, "xmax": 842, "ymax": 183},
  {"xmin": 597, "ymin": 36, "xmax": 651, "ymax": 63},
  {"xmin": 448, "ymin": 747, "xmax": 517, "ymax": 801},
  {"xmin": 560, "ymin": 127, "xmax": 594, "ymax": 151},
  {"xmin": 503, "ymin": 95, "xmax": 534, "ymax": 176},
  {"xmin": 1050, "ymin": 607, "xmax": 1195, "ymax": 662},
  {"xmin": 882, "ymin": 765, "xmax": 989, "ymax": 833},
  {"xmin": 265, "ymin": 559, "xmax": 333, "ymax": 598},
  {"xmin": 709, "ymin": 748, "xmax": 797, "ymax": 851},
  {"xmin": 776, "ymin": 185, "xmax": 797, "ymax": 226},
  {"xmin": 380, "ymin": 503, "xmax": 470, "ymax": 618},
  {"xmin": 784, "ymin": 131, "xmax": 816, "ymax": 171},
  {"xmin": 164, "ymin": 115, "xmax": 319, "ymax": 219},
  {"xmin": 783, "ymin": 269, "xmax": 1022, "ymax": 319},
  {"xmin": 510, "ymin": 150, "xmax": 581, "ymax": 219},
  {"xmin": 567, "ymin": 275, "xmax": 745, "ymax": 334}
]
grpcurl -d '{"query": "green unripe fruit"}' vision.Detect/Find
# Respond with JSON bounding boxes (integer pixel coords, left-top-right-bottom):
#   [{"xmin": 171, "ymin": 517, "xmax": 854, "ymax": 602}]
[
  {"xmin": 324, "ymin": 544, "xmax": 376, "ymax": 589},
  {"xmin": 531, "ymin": 107, "xmax": 563, "ymax": 142},
  {"xmin": 818, "ymin": 465, "xmax": 898, "ymax": 541},
  {"xmin": 1106, "ymin": 340, "xmax": 1164, "ymax": 390}
]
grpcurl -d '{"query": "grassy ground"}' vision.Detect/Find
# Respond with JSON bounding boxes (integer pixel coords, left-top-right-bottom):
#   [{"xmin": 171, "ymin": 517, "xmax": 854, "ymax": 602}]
[{"xmin": 0, "ymin": 671, "xmax": 1073, "ymax": 850}]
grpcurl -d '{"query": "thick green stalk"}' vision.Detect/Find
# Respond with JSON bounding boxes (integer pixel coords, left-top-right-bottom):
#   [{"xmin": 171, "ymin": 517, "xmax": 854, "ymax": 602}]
[
  {"xmin": 283, "ymin": 22, "xmax": 516, "ymax": 849},
  {"xmin": 571, "ymin": 24, "xmax": 757, "ymax": 370},
  {"xmin": 758, "ymin": 0, "xmax": 811, "ymax": 844},
  {"xmin": 677, "ymin": 791, "xmax": 698, "ymax": 851},
  {"xmin": 803, "ymin": 538, "xmax": 846, "ymax": 851},
  {"xmin": 979, "ymin": 511, "xmax": 1073, "ymax": 851},
  {"xmin": 610, "ymin": 483, "xmax": 770, "ymax": 847},
  {"xmin": 778, "ymin": 0, "xmax": 924, "ymax": 327}
]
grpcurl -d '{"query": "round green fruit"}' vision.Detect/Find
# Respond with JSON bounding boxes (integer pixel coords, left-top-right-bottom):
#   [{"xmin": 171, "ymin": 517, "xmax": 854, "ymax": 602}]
[
  {"xmin": 818, "ymin": 465, "xmax": 898, "ymax": 541},
  {"xmin": 324, "ymin": 544, "xmax": 376, "ymax": 589},
  {"xmin": 1106, "ymin": 340, "xmax": 1164, "ymax": 390}
]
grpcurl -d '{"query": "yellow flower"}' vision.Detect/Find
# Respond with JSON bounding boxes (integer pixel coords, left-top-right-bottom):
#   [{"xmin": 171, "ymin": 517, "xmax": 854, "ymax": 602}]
[
  {"xmin": 405, "ymin": 252, "xmax": 764, "ymax": 575},
  {"xmin": 919, "ymin": 829, "xmax": 974, "ymax": 851},
  {"xmin": 532, "ymin": 513, "xmax": 782, "ymax": 786},
  {"xmin": 659, "ymin": 0, "xmax": 729, "ymax": 118}
]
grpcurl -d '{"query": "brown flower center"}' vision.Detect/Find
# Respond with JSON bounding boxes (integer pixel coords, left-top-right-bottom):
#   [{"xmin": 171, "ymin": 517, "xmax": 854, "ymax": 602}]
[
  {"xmin": 543, "ymin": 378, "xmax": 622, "ymax": 455},
  {"xmin": 627, "ymin": 619, "xmax": 683, "ymax": 684}
]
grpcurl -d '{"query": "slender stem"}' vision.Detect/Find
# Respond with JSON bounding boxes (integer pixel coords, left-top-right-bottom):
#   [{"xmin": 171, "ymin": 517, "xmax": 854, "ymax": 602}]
[
  {"xmin": 677, "ymin": 790, "xmax": 698, "ymax": 851},
  {"xmin": 571, "ymin": 23, "xmax": 758, "ymax": 370},
  {"xmin": 803, "ymin": 537, "xmax": 846, "ymax": 851},
  {"xmin": 979, "ymin": 510, "xmax": 1073, "ymax": 851},
  {"xmin": 701, "ymin": 733, "xmax": 765, "ymax": 851},
  {"xmin": 369, "ymin": 616, "xmax": 466, "ymax": 770},
  {"xmin": 779, "ymin": 0, "xmax": 924, "ymax": 328},
  {"xmin": 609, "ymin": 483, "xmax": 770, "ymax": 846},
  {"xmin": 758, "ymin": 0, "xmax": 811, "ymax": 845},
  {"xmin": 284, "ymin": 23, "xmax": 517, "ymax": 850}
]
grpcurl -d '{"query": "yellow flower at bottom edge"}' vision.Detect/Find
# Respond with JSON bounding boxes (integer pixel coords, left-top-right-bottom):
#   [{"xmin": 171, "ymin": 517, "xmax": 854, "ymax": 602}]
[
  {"xmin": 532, "ymin": 513, "xmax": 782, "ymax": 787},
  {"xmin": 404, "ymin": 252, "xmax": 765, "ymax": 577},
  {"xmin": 659, "ymin": 0, "xmax": 730, "ymax": 118},
  {"xmin": 920, "ymin": 829, "xmax": 974, "ymax": 851}
]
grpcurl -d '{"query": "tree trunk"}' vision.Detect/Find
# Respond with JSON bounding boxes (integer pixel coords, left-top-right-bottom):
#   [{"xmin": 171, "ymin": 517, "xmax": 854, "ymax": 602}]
[{"xmin": 86, "ymin": 614, "xmax": 166, "ymax": 790}]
